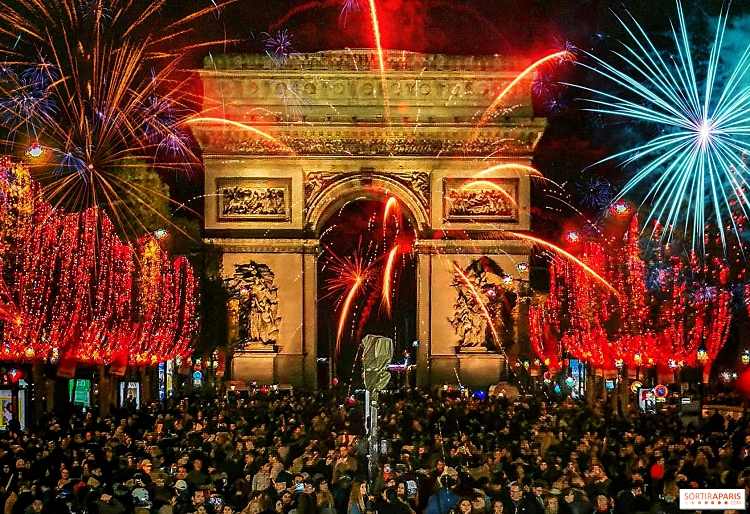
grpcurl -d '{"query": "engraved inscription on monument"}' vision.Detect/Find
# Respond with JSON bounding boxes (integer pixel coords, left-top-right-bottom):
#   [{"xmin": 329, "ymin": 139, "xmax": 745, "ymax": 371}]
[
  {"xmin": 443, "ymin": 178, "xmax": 519, "ymax": 222},
  {"xmin": 217, "ymin": 178, "xmax": 291, "ymax": 221}
]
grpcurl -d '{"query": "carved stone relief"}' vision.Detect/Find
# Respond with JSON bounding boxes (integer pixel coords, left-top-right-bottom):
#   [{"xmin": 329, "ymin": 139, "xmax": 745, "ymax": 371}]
[
  {"xmin": 443, "ymin": 177, "xmax": 519, "ymax": 222},
  {"xmin": 304, "ymin": 170, "xmax": 430, "ymax": 213},
  {"xmin": 448, "ymin": 257, "xmax": 517, "ymax": 352},
  {"xmin": 217, "ymin": 178, "xmax": 291, "ymax": 221},
  {"xmin": 196, "ymin": 128, "xmax": 538, "ymax": 157},
  {"xmin": 226, "ymin": 262, "xmax": 281, "ymax": 349},
  {"xmin": 204, "ymin": 50, "xmax": 524, "ymax": 74}
]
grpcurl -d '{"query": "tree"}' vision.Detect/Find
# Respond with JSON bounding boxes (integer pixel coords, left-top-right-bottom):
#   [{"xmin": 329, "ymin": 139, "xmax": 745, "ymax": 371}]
[
  {"xmin": 530, "ymin": 215, "xmax": 731, "ymax": 380},
  {"xmin": 0, "ymin": 159, "xmax": 198, "ymax": 366}
]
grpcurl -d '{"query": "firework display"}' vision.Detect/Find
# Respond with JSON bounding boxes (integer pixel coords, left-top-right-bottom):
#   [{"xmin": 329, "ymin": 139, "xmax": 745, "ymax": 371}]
[
  {"xmin": 570, "ymin": 1, "xmax": 750, "ymax": 249},
  {"xmin": 0, "ymin": 0, "xmax": 232, "ymax": 237},
  {"xmin": 1, "ymin": 0, "xmax": 749, "ymax": 396},
  {"xmin": 320, "ymin": 198, "xmax": 416, "ymax": 362}
]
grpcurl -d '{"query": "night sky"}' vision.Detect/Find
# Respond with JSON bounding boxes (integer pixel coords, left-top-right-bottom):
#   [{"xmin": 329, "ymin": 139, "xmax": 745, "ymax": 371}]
[
  {"xmin": 163, "ymin": 0, "xmax": 750, "ymax": 238},
  {"xmin": 181, "ymin": 0, "xmax": 733, "ymax": 56}
]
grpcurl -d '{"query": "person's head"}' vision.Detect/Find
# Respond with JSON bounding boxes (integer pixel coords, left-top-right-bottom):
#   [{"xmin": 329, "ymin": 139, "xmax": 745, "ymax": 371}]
[
  {"xmin": 303, "ymin": 481, "xmax": 315, "ymax": 495},
  {"xmin": 30, "ymin": 499, "xmax": 44, "ymax": 513},
  {"xmin": 175, "ymin": 480, "xmax": 188, "ymax": 494},
  {"xmin": 281, "ymin": 491, "xmax": 293, "ymax": 505},
  {"xmin": 663, "ymin": 483, "xmax": 679, "ymax": 502},
  {"xmin": 349, "ymin": 481, "xmax": 366, "ymax": 507},
  {"xmin": 458, "ymin": 498, "xmax": 473, "ymax": 514},
  {"xmin": 396, "ymin": 482, "xmax": 406, "ymax": 498},
  {"xmin": 440, "ymin": 474, "xmax": 456, "ymax": 490},
  {"xmin": 223, "ymin": 506, "xmax": 235, "ymax": 514},
  {"xmin": 509, "ymin": 483, "xmax": 522, "ymax": 502},
  {"xmin": 193, "ymin": 491, "xmax": 205, "ymax": 505},
  {"xmin": 274, "ymin": 480, "xmax": 287, "ymax": 493},
  {"xmin": 594, "ymin": 495, "xmax": 609, "ymax": 512},
  {"xmin": 193, "ymin": 458, "xmax": 203, "ymax": 471},
  {"xmin": 140, "ymin": 459, "xmax": 152, "ymax": 473},
  {"xmin": 471, "ymin": 494, "xmax": 485, "ymax": 513},
  {"xmin": 490, "ymin": 499, "xmax": 504, "ymax": 514}
]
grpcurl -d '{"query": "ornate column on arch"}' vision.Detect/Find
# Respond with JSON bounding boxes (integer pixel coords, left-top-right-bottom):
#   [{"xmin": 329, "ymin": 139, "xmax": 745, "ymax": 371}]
[
  {"xmin": 415, "ymin": 250, "xmax": 432, "ymax": 387},
  {"xmin": 301, "ymin": 241, "xmax": 319, "ymax": 390}
]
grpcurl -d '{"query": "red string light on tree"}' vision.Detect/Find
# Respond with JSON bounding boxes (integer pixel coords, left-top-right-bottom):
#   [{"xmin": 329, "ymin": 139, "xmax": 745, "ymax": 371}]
[
  {"xmin": 530, "ymin": 215, "xmax": 732, "ymax": 376},
  {"xmin": 0, "ymin": 159, "xmax": 199, "ymax": 367}
]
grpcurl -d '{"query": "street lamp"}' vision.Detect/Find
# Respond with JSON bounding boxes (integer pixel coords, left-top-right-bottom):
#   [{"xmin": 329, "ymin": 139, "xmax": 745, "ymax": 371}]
[
  {"xmin": 634, "ymin": 353, "xmax": 642, "ymax": 380},
  {"xmin": 26, "ymin": 141, "xmax": 44, "ymax": 159},
  {"xmin": 697, "ymin": 348, "xmax": 708, "ymax": 411}
]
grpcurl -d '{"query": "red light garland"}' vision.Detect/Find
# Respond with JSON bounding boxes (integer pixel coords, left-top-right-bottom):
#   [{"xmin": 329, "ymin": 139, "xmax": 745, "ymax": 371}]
[
  {"xmin": 0, "ymin": 159, "xmax": 198, "ymax": 366},
  {"xmin": 530, "ymin": 215, "xmax": 731, "ymax": 376}
]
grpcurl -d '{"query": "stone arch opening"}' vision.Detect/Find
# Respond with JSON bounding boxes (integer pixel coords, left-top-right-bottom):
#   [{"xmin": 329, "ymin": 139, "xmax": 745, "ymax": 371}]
[
  {"xmin": 306, "ymin": 174, "xmax": 430, "ymax": 237},
  {"xmin": 313, "ymin": 182, "xmax": 419, "ymax": 387}
]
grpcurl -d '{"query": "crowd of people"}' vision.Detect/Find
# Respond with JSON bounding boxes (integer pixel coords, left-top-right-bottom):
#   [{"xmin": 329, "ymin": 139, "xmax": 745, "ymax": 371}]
[{"xmin": 0, "ymin": 386, "xmax": 748, "ymax": 514}]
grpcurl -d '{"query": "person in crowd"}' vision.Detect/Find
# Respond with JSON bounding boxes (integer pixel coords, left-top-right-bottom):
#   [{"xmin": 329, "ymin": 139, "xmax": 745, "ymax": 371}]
[
  {"xmin": 348, "ymin": 482, "xmax": 369, "ymax": 514},
  {"xmin": 425, "ymin": 475, "xmax": 459, "ymax": 514},
  {"xmin": 0, "ymin": 386, "xmax": 745, "ymax": 514}
]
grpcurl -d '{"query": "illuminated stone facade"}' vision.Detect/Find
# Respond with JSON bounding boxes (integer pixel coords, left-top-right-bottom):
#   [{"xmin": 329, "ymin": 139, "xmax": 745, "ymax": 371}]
[{"xmin": 192, "ymin": 49, "xmax": 545, "ymax": 388}]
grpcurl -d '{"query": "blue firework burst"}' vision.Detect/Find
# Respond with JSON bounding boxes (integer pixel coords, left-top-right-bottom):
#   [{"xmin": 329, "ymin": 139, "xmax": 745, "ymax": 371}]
[
  {"xmin": 568, "ymin": 2, "xmax": 750, "ymax": 249},
  {"xmin": 140, "ymin": 94, "xmax": 177, "ymax": 142},
  {"xmin": 532, "ymin": 70, "xmax": 556, "ymax": 99},
  {"xmin": 574, "ymin": 176, "xmax": 615, "ymax": 210},
  {"xmin": 263, "ymin": 29, "xmax": 294, "ymax": 64},
  {"xmin": 20, "ymin": 59, "xmax": 59, "ymax": 87},
  {"xmin": 0, "ymin": 66, "xmax": 57, "ymax": 128}
]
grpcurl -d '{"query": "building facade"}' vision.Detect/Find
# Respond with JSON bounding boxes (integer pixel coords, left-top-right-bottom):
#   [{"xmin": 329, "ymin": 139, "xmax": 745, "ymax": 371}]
[{"xmin": 192, "ymin": 49, "xmax": 546, "ymax": 389}]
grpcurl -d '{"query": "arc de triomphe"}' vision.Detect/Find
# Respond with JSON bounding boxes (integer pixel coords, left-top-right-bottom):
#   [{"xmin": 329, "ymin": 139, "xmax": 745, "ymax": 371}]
[{"xmin": 191, "ymin": 49, "xmax": 545, "ymax": 389}]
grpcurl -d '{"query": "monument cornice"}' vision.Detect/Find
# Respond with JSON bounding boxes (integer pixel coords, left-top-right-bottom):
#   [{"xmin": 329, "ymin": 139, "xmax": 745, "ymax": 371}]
[
  {"xmin": 413, "ymin": 239, "xmax": 533, "ymax": 254},
  {"xmin": 203, "ymin": 49, "xmax": 535, "ymax": 73},
  {"xmin": 193, "ymin": 122, "xmax": 544, "ymax": 156},
  {"xmin": 206, "ymin": 238, "xmax": 320, "ymax": 253}
]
